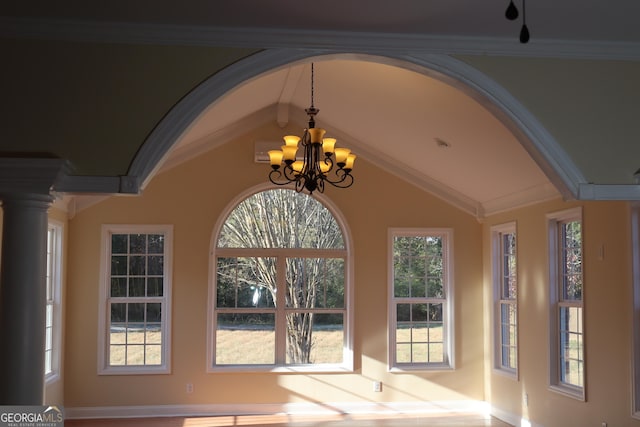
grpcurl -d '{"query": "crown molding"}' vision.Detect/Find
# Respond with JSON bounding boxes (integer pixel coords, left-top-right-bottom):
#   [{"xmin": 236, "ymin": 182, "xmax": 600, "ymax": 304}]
[{"xmin": 2, "ymin": 17, "xmax": 640, "ymax": 61}]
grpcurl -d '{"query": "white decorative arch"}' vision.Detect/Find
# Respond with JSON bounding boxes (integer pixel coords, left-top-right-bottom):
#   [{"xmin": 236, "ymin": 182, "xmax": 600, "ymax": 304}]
[{"xmin": 128, "ymin": 48, "xmax": 583, "ymax": 200}]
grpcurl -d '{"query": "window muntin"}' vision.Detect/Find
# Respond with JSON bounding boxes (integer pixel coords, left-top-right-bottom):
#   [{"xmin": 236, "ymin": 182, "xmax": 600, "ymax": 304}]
[
  {"xmin": 45, "ymin": 221, "xmax": 63, "ymax": 381},
  {"xmin": 491, "ymin": 222, "xmax": 518, "ymax": 376},
  {"xmin": 211, "ymin": 189, "xmax": 351, "ymax": 372},
  {"xmin": 389, "ymin": 229, "xmax": 454, "ymax": 370},
  {"xmin": 548, "ymin": 208, "xmax": 584, "ymax": 399},
  {"xmin": 99, "ymin": 225, "xmax": 172, "ymax": 374}
]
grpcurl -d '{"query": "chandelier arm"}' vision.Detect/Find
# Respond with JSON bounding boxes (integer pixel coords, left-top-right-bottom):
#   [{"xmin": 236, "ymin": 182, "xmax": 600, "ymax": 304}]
[
  {"xmin": 269, "ymin": 169, "xmax": 297, "ymax": 186},
  {"xmin": 324, "ymin": 171, "xmax": 354, "ymax": 189}
]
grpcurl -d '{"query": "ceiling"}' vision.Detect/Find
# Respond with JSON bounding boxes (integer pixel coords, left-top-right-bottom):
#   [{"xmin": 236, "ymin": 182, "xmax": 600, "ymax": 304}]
[
  {"xmin": 168, "ymin": 59, "xmax": 558, "ymax": 216},
  {"xmin": 3, "ymin": 1, "xmax": 640, "ymax": 217},
  {"xmin": 4, "ymin": 0, "xmax": 640, "ymax": 44}
]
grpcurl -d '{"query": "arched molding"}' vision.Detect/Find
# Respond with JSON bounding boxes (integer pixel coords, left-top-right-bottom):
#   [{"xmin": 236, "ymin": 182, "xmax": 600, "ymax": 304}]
[{"xmin": 128, "ymin": 48, "xmax": 583, "ymax": 203}]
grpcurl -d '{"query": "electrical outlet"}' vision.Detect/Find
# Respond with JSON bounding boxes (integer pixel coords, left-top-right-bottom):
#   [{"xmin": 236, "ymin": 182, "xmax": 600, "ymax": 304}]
[
  {"xmin": 186, "ymin": 383, "xmax": 194, "ymax": 394},
  {"xmin": 373, "ymin": 381, "xmax": 382, "ymax": 392}
]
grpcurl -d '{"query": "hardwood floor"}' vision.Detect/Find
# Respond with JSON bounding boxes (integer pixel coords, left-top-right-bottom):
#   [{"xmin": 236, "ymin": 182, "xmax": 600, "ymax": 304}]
[{"xmin": 66, "ymin": 412, "xmax": 513, "ymax": 426}]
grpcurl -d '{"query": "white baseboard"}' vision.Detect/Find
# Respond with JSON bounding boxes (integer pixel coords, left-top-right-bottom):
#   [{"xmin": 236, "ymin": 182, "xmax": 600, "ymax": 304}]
[
  {"xmin": 490, "ymin": 405, "xmax": 544, "ymax": 427},
  {"xmin": 66, "ymin": 400, "xmax": 493, "ymax": 420}
]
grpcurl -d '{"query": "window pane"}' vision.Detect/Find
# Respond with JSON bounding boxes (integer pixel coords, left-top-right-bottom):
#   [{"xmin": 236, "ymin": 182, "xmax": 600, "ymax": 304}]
[
  {"xmin": 146, "ymin": 303, "xmax": 162, "ymax": 323},
  {"xmin": 500, "ymin": 302, "xmax": 517, "ymax": 370},
  {"xmin": 559, "ymin": 306, "xmax": 584, "ymax": 387},
  {"xmin": 217, "ymin": 189, "xmax": 344, "ymax": 249},
  {"xmin": 148, "ymin": 234, "xmax": 164, "ymax": 254},
  {"xmin": 561, "ymin": 221, "xmax": 582, "ymax": 302},
  {"xmin": 286, "ymin": 258, "xmax": 345, "ymax": 309},
  {"xmin": 111, "ymin": 278, "xmax": 127, "ymax": 297},
  {"xmin": 111, "ymin": 256, "xmax": 127, "ymax": 276},
  {"xmin": 129, "ymin": 234, "xmax": 146, "ymax": 254},
  {"xmin": 393, "ymin": 235, "xmax": 444, "ymax": 300},
  {"xmin": 395, "ymin": 302, "xmax": 444, "ymax": 364},
  {"xmin": 285, "ymin": 313, "xmax": 344, "ymax": 365},
  {"xmin": 129, "ymin": 278, "xmax": 145, "ymax": 297},
  {"xmin": 147, "ymin": 277, "xmax": 163, "ymax": 297},
  {"xmin": 215, "ymin": 313, "xmax": 275, "ymax": 365},
  {"xmin": 129, "ymin": 256, "xmax": 146, "ymax": 276},
  {"xmin": 216, "ymin": 257, "xmax": 277, "ymax": 308},
  {"xmin": 111, "ymin": 234, "xmax": 128, "ymax": 254},
  {"xmin": 128, "ymin": 303, "xmax": 145, "ymax": 322},
  {"xmin": 111, "ymin": 303, "xmax": 126, "ymax": 323},
  {"xmin": 148, "ymin": 255, "xmax": 164, "ymax": 275}
]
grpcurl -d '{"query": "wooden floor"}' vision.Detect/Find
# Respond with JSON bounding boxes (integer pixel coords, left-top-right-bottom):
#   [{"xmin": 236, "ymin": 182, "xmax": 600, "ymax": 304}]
[{"xmin": 66, "ymin": 412, "xmax": 513, "ymax": 426}]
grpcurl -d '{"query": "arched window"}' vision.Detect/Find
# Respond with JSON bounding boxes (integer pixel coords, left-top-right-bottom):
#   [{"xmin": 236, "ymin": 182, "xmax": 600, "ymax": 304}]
[{"xmin": 209, "ymin": 188, "xmax": 352, "ymax": 372}]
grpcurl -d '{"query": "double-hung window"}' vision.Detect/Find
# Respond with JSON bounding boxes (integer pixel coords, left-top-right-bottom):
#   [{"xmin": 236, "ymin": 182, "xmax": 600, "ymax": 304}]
[
  {"xmin": 99, "ymin": 225, "xmax": 173, "ymax": 374},
  {"xmin": 491, "ymin": 222, "xmax": 518, "ymax": 377},
  {"xmin": 548, "ymin": 207, "xmax": 584, "ymax": 399},
  {"xmin": 45, "ymin": 221, "xmax": 63, "ymax": 381},
  {"xmin": 389, "ymin": 228, "xmax": 454, "ymax": 370}
]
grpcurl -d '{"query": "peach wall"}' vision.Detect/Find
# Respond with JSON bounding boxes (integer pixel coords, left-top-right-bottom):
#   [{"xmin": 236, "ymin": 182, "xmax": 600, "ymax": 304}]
[
  {"xmin": 483, "ymin": 200, "xmax": 638, "ymax": 426},
  {"xmin": 64, "ymin": 121, "xmax": 484, "ymax": 408}
]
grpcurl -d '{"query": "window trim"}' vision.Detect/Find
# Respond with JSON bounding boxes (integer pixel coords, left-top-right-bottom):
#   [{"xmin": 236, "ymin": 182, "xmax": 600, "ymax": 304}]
[
  {"xmin": 547, "ymin": 207, "xmax": 585, "ymax": 401},
  {"xmin": 45, "ymin": 220, "xmax": 63, "ymax": 384},
  {"xmin": 207, "ymin": 185, "xmax": 354, "ymax": 373},
  {"xmin": 98, "ymin": 224, "xmax": 173, "ymax": 375},
  {"xmin": 490, "ymin": 221, "xmax": 518, "ymax": 379},
  {"xmin": 388, "ymin": 228, "xmax": 455, "ymax": 372}
]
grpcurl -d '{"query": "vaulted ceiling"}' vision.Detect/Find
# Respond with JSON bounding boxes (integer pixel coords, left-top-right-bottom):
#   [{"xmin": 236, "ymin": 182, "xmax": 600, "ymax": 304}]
[{"xmin": 3, "ymin": 1, "xmax": 640, "ymax": 217}]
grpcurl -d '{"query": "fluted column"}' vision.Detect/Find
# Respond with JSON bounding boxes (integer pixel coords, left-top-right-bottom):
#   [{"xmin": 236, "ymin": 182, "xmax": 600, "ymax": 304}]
[{"xmin": 0, "ymin": 158, "xmax": 65, "ymax": 404}]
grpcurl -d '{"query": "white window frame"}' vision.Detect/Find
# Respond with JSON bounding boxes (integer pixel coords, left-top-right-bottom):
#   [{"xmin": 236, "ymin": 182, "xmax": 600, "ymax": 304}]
[
  {"xmin": 98, "ymin": 224, "xmax": 173, "ymax": 375},
  {"xmin": 547, "ymin": 207, "xmax": 585, "ymax": 400},
  {"xmin": 388, "ymin": 228, "xmax": 455, "ymax": 371},
  {"xmin": 631, "ymin": 202, "xmax": 640, "ymax": 418},
  {"xmin": 207, "ymin": 186, "xmax": 354, "ymax": 373},
  {"xmin": 45, "ymin": 220, "xmax": 63, "ymax": 383},
  {"xmin": 491, "ymin": 222, "xmax": 518, "ymax": 378}
]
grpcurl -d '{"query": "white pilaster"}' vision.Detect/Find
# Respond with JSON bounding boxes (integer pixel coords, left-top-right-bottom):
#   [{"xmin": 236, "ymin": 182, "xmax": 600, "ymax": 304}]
[{"xmin": 0, "ymin": 158, "xmax": 66, "ymax": 404}]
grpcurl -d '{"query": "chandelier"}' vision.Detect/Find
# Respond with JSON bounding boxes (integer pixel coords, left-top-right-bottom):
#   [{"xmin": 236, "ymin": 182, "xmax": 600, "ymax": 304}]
[{"xmin": 267, "ymin": 63, "xmax": 355, "ymax": 194}]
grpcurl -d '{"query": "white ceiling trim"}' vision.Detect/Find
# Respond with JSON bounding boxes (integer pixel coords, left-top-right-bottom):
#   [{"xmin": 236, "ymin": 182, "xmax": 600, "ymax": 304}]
[
  {"xmin": 481, "ymin": 183, "xmax": 561, "ymax": 216},
  {"xmin": 2, "ymin": 17, "xmax": 640, "ymax": 61}
]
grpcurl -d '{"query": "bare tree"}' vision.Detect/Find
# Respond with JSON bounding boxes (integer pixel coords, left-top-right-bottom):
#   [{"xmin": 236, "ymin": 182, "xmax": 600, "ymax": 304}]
[{"xmin": 217, "ymin": 189, "xmax": 344, "ymax": 363}]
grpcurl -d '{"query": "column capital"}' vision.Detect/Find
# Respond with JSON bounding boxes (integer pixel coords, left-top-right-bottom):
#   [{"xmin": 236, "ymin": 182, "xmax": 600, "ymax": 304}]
[{"xmin": 0, "ymin": 158, "xmax": 69, "ymax": 200}]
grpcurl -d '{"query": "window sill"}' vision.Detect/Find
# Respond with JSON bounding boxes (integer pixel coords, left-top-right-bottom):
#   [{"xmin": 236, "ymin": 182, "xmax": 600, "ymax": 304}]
[
  {"xmin": 549, "ymin": 384, "xmax": 585, "ymax": 401},
  {"xmin": 492, "ymin": 367, "xmax": 518, "ymax": 380},
  {"xmin": 208, "ymin": 364, "xmax": 354, "ymax": 374},
  {"xmin": 390, "ymin": 364, "xmax": 454, "ymax": 373},
  {"xmin": 99, "ymin": 366, "xmax": 171, "ymax": 375}
]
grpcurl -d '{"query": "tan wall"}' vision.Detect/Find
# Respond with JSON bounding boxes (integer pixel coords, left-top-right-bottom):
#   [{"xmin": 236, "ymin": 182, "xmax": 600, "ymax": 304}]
[
  {"xmin": 483, "ymin": 200, "xmax": 636, "ymax": 426},
  {"xmin": 64, "ymin": 120, "xmax": 484, "ymax": 408}
]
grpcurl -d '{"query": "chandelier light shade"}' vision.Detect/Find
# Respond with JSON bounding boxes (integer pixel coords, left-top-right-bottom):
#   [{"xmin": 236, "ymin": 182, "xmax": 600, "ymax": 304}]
[{"xmin": 267, "ymin": 63, "xmax": 355, "ymax": 194}]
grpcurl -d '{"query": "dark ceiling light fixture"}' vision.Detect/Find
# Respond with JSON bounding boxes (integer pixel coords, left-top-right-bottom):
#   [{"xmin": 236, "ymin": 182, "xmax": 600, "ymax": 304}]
[
  {"xmin": 267, "ymin": 63, "xmax": 356, "ymax": 195},
  {"xmin": 505, "ymin": 0, "xmax": 530, "ymax": 43}
]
